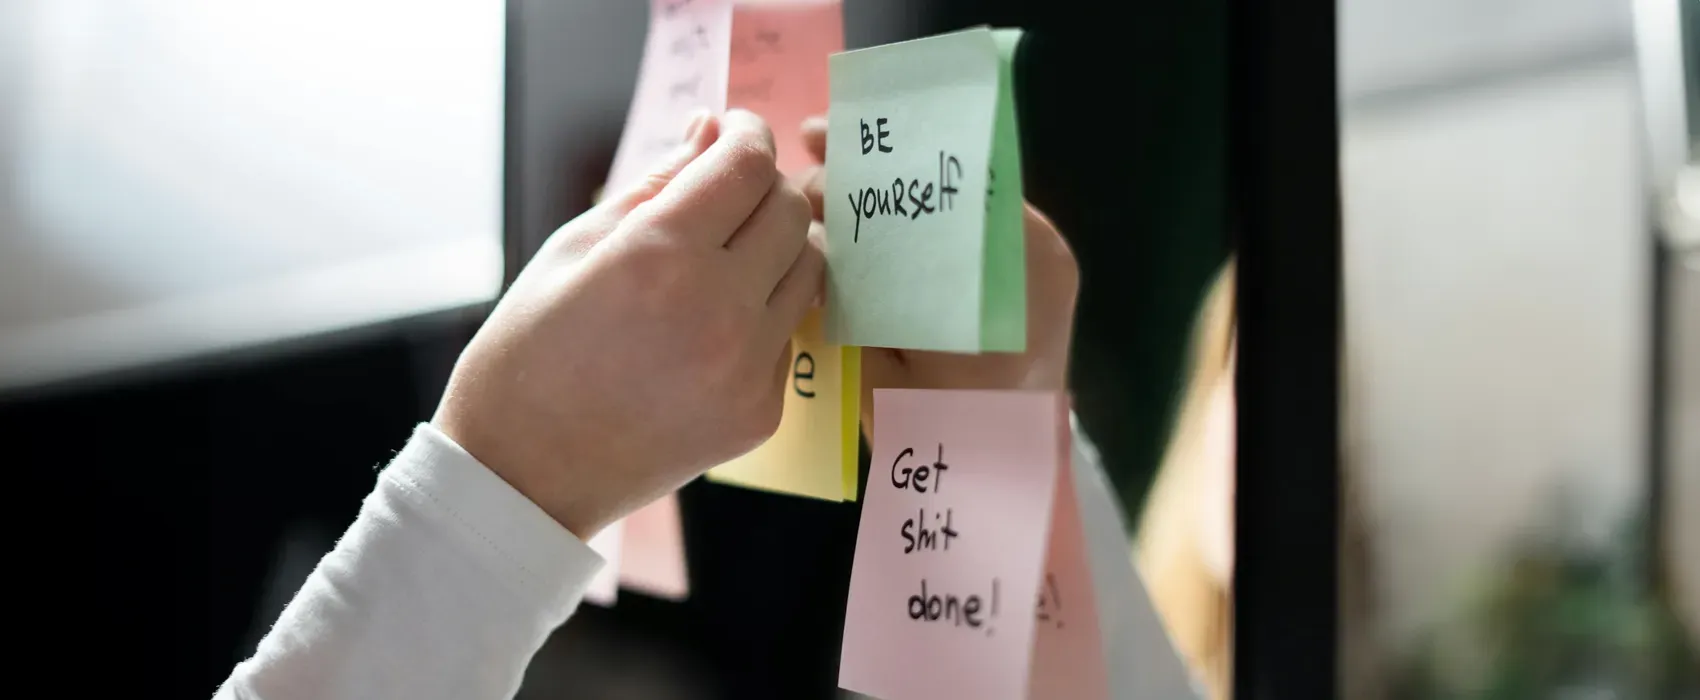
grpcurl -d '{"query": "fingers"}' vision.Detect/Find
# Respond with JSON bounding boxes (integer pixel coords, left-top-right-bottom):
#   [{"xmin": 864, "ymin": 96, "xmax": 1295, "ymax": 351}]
[
  {"xmin": 638, "ymin": 109, "xmax": 779, "ymax": 246},
  {"xmin": 728, "ymin": 180, "xmax": 813, "ymax": 294},
  {"xmin": 1019, "ymin": 203, "xmax": 1079, "ymax": 390},
  {"xmin": 797, "ymin": 165, "xmax": 826, "ymax": 222},
  {"xmin": 798, "ymin": 116, "xmax": 829, "ymax": 220},
  {"xmin": 1023, "ymin": 203, "xmax": 1080, "ymax": 309},
  {"xmin": 765, "ymin": 222, "xmax": 827, "ymax": 337},
  {"xmin": 801, "ymin": 115, "xmax": 827, "ymax": 164},
  {"xmin": 602, "ymin": 110, "xmax": 719, "ymax": 216},
  {"xmin": 541, "ymin": 112, "xmax": 717, "ymax": 262}
]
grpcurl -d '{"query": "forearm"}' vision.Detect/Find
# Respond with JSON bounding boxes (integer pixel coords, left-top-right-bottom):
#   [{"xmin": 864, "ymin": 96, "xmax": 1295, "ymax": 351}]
[{"xmin": 216, "ymin": 424, "xmax": 604, "ymax": 700}]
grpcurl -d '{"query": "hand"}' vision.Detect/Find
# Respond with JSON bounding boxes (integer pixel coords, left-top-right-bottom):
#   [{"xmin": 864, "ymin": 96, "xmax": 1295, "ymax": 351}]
[
  {"xmin": 795, "ymin": 116, "xmax": 1080, "ymax": 432},
  {"xmin": 435, "ymin": 110, "xmax": 823, "ymax": 538},
  {"xmin": 1195, "ymin": 346, "xmax": 1236, "ymax": 582}
]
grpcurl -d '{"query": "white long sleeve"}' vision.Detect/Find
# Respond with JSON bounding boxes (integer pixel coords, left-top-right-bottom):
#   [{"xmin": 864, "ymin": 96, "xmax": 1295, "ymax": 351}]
[{"xmin": 215, "ymin": 423, "xmax": 605, "ymax": 700}]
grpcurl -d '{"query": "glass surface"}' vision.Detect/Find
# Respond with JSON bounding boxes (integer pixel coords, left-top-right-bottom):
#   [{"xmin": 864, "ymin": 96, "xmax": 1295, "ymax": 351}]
[
  {"xmin": 0, "ymin": 0, "xmax": 505, "ymax": 390},
  {"xmin": 1340, "ymin": 0, "xmax": 1699, "ymax": 695},
  {"xmin": 1341, "ymin": 0, "xmax": 1629, "ymax": 99}
]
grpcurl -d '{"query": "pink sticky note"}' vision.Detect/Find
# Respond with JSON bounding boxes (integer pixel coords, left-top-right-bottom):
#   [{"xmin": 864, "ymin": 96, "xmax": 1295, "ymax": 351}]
[
  {"xmin": 608, "ymin": 0, "xmax": 841, "ymax": 192},
  {"xmin": 727, "ymin": 0, "xmax": 841, "ymax": 175},
  {"xmin": 618, "ymin": 492, "xmax": 691, "ymax": 600},
  {"xmin": 1028, "ymin": 459, "xmax": 1110, "ymax": 699},
  {"xmin": 840, "ymin": 389, "xmax": 1066, "ymax": 700},
  {"xmin": 605, "ymin": 0, "xmax": 735, "ymax": 193}
]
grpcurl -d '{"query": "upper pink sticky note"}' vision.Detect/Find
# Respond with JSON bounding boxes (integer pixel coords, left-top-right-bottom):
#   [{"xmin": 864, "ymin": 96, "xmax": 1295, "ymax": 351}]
[
  {"xmin": 1028, "ymin": 460, "xmax": 1110, "ymax": 699},
  {"xmin": 605, "ymin": 0, "xmax": 735, "ymax": 193},
  {"xmin": 840, "ymin": 389, "xmax": 1066, "ymax": 700},
  {"xmin": 727, "ymin": 0, "xmax": 841, "ymax": 175}
]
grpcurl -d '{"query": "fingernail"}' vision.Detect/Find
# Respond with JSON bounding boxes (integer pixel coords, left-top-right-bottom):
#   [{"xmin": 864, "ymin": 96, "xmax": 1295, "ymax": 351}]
[
  {"xmin": 721, "ymin": 107, "xmax": 761, "ymax": 131},
  {"xmin": 681, "ymin": 109, "xmax": 711, "ymax": 141},
  {"xmin": 720, "ymin": 109, "xmax": 777, "ymax": 155}
]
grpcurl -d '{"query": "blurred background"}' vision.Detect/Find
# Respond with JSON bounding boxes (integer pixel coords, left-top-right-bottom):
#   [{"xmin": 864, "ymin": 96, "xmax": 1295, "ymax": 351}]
[{"xmin": 1339, "ymin": 0, "xmax": 1698, "ymax": 696}]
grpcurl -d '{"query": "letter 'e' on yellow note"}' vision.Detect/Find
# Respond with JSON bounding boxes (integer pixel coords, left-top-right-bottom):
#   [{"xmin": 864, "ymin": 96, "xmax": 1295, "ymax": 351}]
[{"xmin": 707, "ymin": 309, "xmax": 862, "ymax": 501}]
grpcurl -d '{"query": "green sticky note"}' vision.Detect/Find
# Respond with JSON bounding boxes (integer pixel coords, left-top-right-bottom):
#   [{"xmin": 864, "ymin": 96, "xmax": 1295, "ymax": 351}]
[{"xmin": 824, "ymin": 27, "xmax": 1026, "ymax": 353}]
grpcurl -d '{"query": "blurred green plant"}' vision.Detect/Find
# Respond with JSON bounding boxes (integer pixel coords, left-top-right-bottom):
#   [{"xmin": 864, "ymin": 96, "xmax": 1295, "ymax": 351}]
[{"xmin": 1392, "ymin": 502, "xmax": 1698, "ymax": 699}]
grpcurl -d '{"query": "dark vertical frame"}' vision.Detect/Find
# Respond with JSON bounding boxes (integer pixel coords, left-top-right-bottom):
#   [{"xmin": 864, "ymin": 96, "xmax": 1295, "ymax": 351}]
[
  {"xmin": 1645, "ymin": 0, "xmax": 1695, "ymax": 618},
  {"xmin": 1649, "ymin": 243, "xmax": 1671, "ymax": 594},
  {"xmin": 1230, "ymin": 0, "xmax": 1341, "ymax": 696}
]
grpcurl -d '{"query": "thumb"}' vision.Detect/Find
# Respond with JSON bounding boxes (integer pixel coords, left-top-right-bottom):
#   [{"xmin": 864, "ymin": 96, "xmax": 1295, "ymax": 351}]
[
  {"xmin": 602, "ymin": 110, "xmax": 720, "ymax": 216},
  {"xmin": 541, "ymin": 111, "xmax": 720, "ymax": 263}
]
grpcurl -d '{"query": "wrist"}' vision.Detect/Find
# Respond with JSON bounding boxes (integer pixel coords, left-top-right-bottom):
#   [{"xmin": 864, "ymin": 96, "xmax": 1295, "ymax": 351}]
[{"xmin": 431, "ymin": 401, "xmax": 610, "ymax": 541}]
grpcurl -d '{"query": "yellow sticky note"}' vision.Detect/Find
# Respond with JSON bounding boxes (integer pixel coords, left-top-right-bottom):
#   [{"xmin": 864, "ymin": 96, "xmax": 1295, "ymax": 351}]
[{"xmin": 708, "ymin": 310, "xmax": 861, "ymax": 501}]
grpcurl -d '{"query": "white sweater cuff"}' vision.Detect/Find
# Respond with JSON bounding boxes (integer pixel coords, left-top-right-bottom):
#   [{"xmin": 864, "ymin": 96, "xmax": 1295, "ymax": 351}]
[
  {"xmin": 218, "ymin": 424, "xmax": 607, "ymax": 700},
  {"xmin": 382, "ymin": 422, "xmax": 606, "ymax": 616}
]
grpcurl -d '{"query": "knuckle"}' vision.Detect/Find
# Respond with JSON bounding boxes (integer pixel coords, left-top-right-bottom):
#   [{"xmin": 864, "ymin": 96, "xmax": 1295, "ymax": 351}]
[
  {"xmin": 722, "ymin": 137, "xmax": 777, "ymax": 185},
  {"xmin": 779, "ymin": 184, "xmax": 813, "ymax": 225},
  {"xmin": 633, "ymin": 171, "xmax": 673, "ymax": 201}
]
